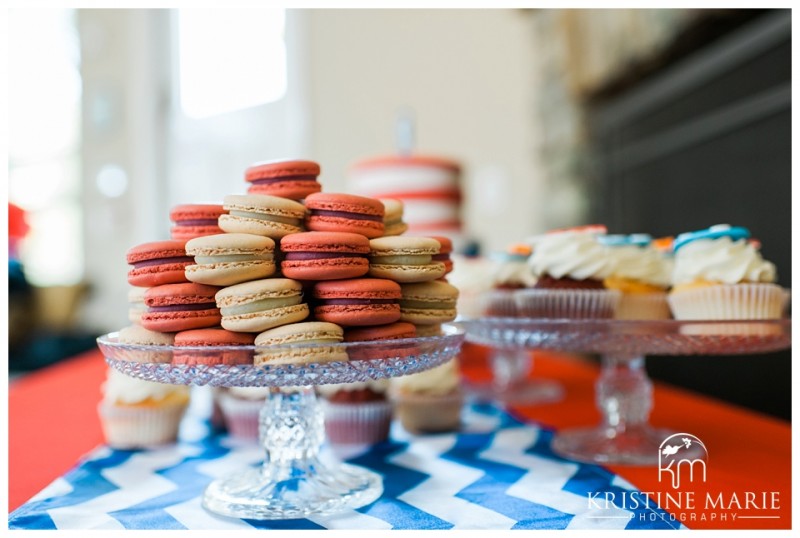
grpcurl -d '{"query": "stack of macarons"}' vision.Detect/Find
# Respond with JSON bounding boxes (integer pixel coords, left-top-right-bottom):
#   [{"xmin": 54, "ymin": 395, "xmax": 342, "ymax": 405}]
[
  {"xmin": 115, "ymin": 157, "xmax": 461, "ymax": 444},
  {"xmin": 121, "ymin": 157, "xmax": 459, "ymax": 369}
]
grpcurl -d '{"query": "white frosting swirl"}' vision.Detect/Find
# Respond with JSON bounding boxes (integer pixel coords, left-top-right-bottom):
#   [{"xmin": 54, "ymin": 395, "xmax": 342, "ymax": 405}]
[
  {"xmin": 606, "ymin": 244, "xmax": 672, "ymax": 288},
  {"xmin": 491, "ymin": 256, "xmax": 537, "ymax": 288},
  {"xmin": 672, "ymin": 236, "xmax": 776, "ymax": 285},
  {"xmin": 526, "ymin": 231, "xmax": 614, "ymax": 281},
  {"xmin": 102, "ymin": 368, "xmax": 189, "ymax": 405},
  {"xmin": 391, "ymin": 360, "xmax": 459, "ymax": 396}
]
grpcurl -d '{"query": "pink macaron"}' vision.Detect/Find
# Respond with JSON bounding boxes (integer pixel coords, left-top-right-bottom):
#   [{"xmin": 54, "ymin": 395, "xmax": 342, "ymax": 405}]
[
  {"xmin": 173, "ymin": 328, "xmax": 255, "ymax": 365},
  {"xmin": 169, "ymin": 204, "xmax": 226, "ymax": 241},
  {"xmin": 344, "ymin": 321, "xmax": 418, "ymax": 360},
  {"xmin": 428, "ymin": 235, "xmax": 454, "ymax": 275},
  {"xmin": 141, "ymin": 282, "xmax": 222, "ymax": 332},
  {"xmin": 313, "ymin": 278, "xmax": 401, "ymax": 326},
  {"xmin": 280, "ymin": 231, "xmax": 370, "ymax": 281},
  {"xmin": 304, "ymin": 193, "xmax": 385, "ymax": 238},
  {"xmin": 126, "ymin": 240, "xmax": 192, "ymax": 288},
  {"xmin": 245, "ymin": 159, "xmax": 322, "ymax": 201}
]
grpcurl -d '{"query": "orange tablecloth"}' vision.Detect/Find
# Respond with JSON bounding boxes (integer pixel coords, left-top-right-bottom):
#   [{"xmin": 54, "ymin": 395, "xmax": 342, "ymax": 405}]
[
  {"xmin": 9, "ymin": 344, "xmax": 791, "ymax": 529},
  {"xmin": 9, "ymin": 350, "xmax": 107, "ymax": 513}
]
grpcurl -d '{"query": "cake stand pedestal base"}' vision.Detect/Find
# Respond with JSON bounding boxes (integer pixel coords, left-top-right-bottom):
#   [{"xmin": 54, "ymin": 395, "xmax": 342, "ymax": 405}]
[
  {"xmin": 467, "ymin": 380, "xmax": 564, "ymax": 406},
  {"xmin": 465, "ymin": 349, "xmax": 564, "ymax": 406},
  {"xmin": 552, "ymin": 425, "xmax": 677, "ymax": 466},
  {"xmin": 201, "ymin": 386, "xmax": 382, "ymax": 519},
  {"xmin": 202, "ymin": 462, "xmax": 382, "ymax": 520}
]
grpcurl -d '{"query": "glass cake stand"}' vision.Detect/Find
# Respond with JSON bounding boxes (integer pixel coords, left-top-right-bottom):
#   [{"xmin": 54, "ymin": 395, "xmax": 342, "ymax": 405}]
[
  {"xmin": 97, "ymin": 324, "xmax": 465, "ymax": 520},
  {"xmin": 462, "ymin": 347, "xmax": 564, "ymax": 406},
  {"xmin": 460, "ymin": 318, "xmax": 791, "ymax": 465}
]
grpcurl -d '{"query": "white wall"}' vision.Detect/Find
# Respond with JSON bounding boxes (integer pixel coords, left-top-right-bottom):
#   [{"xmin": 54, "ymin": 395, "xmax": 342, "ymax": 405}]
[
  {"xmin": 305, "ymin": 9, "xmax": 545, "ymax": 254},
  {"xmin": 76, "ymin": 9, "xmax": 545, "ymax": 331},
  {"xmin": 79, "ymin": 9, "xmax": 170, "ymax": 332}
]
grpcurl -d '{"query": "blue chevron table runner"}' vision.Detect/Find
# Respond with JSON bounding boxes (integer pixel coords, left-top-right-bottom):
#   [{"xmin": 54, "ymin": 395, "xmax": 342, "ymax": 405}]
[{"xmin": 9, "ymin": 402, "xmax": 680, "ymax": 530}]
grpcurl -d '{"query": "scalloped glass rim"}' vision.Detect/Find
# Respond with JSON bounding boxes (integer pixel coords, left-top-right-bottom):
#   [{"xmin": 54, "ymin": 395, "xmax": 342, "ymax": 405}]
[
  {"xmin": 97, "ymin": 323, "xmax": 462, "ymax": 352},
  {"xmin": 97, "ymin": 324, "xmax": 465, "ymax": 387},
  {"xmin": 458, "ymin": 317, "xmax": 791, "ymax": 356}
]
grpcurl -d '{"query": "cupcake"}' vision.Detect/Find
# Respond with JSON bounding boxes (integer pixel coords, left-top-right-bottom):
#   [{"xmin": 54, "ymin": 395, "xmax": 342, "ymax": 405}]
[
  {"xmin": 600, "ymin": 234, "xmax": 672, "ymax": 320},
  {"xmin": 482, "ymin": 243, "xmax": 536, "ymax": 317},
  {"xmin": 390, "ymin": 359, "xmax": 463, "ymax": 434},
  {"xmin": 318, "ymin": 380, "xmax": 393, "ymax": 444},
  {"xmin": 98, "ymin": 368, "xmax": 190, "ymax": 449},
  {"xmin": 217, "ymin": 387, "xmax": 271, "ymax": 440},
  {"xmin": 667, "ymin": 225, "xmax": 783, "ymax": 320},
  {"xmin": 516, "ymin": 225, "xmax": 619, "ymax": 318}
]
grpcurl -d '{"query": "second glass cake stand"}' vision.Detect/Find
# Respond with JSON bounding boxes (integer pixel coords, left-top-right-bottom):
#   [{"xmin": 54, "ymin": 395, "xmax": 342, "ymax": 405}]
[
  {"xmin": 462, "ymin": 347, "xmax": 564, "ymax": 406},
  {"xmin": 461, "ymin": 318, "xmax": 790, "ymax": 465},
  {"xmin": 97, "ymin": 324, "xmax": 464, "ymax": 520}
]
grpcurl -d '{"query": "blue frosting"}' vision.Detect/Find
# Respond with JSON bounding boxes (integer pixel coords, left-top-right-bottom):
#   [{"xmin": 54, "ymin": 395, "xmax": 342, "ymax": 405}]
[
  {"xmin": 598, "ymin": 234, "xmax": 652, "ymax": 247},
  {"xmin": 672, "ymin": 224, "xmax": 750, "ymax": 252}
]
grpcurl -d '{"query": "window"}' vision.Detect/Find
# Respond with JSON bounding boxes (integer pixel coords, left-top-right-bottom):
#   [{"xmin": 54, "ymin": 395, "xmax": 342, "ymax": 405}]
[
  {"xmin": 8, "ymin": 9, "xmax": 83, "ymax": 286},
  {"xmin": 177, "ymin": 8, "xmax": 287, "ymax": 119}
]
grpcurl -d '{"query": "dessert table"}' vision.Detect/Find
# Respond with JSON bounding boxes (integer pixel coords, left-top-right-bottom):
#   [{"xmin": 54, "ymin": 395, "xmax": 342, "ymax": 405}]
[{"xmin": 8, "ymin": 343, "xmax": 791, "ymax": 530}]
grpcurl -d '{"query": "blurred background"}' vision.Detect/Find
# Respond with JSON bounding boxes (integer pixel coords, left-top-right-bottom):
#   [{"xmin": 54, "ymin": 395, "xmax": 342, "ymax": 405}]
[{"xmin": 7, "ymin": 8, "xmax": 790, "ymax": 417}]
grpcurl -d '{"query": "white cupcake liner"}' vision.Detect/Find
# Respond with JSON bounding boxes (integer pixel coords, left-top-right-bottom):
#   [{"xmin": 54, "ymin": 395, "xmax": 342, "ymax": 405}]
[
  {"xmin": 217, "ymin": 392, "xmax": 266, "ymax": 440},
  {"xmin": 513, "ymin": 289, "xmax": 621, "ymax": 319},
  {"xmin": 677, "ymin": 321, "xmax": 784, "ymax": 336},
  {"xmin": 391, "ymin": 390, "xmax": 463, "ymax": 434},
  {"xmin": 615, "ymin": 292, "xmax": 671, "ymax": 320},
  {"xmin": 781, "ymin": 288, "xmax": 791, "ymax": 316},
  {"xmin": 98, "ymin": 400, "xmax": 188, "ymax": 449},
  {"xmin": 480, "ymin": 290, "xmax": 518, "ymax": 317},
  {"xmin": 667, "ymin": 283, "xmax": 784, "ymax": 320},
  {"xmin": 322, "ymin": 400, "xmax": 393, "ymax": 444}
]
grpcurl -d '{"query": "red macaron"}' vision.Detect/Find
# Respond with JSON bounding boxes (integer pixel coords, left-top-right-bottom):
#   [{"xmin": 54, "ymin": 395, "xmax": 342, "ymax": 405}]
[
  {"xmin": 170, "ymin": 204, "xmax": 226, "ymax": 241},
  {"xmin": 280, "ymin": 231, "xmax": 370, "ymax": 281},
  {"xmin": 245, "ymin": 159, "xmax": 322, "ymax": 201},
  {"xmin": 304, "ymin": 193, "xmax": 385, "ymax": 238},
  {"xmin": 141, "ymin": 282, "xmax": 222, "ymax": 332},
  {"xmin": 313, "ymin": 278, "xmax": 401, "ymax": 326},
  {"xmin": 126, "ymin": 240, "xmax": 193, "ymax": 287},
  {"xmin": 344, "ymin": 321, "xmax": 418, "ymax": 360},
  {"xmin": 428, "ymin": 235, "xmax": 454, "ymax": 274},
  {"xmin": 173, "ymin": 328, "xmax": 255, "ymax": 365}
]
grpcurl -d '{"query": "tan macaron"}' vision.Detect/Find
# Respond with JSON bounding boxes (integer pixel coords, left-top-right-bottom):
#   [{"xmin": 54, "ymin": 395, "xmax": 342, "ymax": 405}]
[
  {"xmin": 368, "ymin": 236, "xmax": 446, "ymax": 283},
  {"xmin": 219, "ymin": 194, "xmax": 306, "ymax": 239},
  {"xmin": 399, "ymin": 281, "xmax": 459, "ymax": 325},
  {"xmin": 380, "ymin": 198, "xmax": 408, "ymax": 236},
  {"xmin": 254, "ymin": 321, "xmax": 348, "ymax": 365},
  {"xmin": 216, "ymin": 278, "xmax": 309, "ymax": 333},
  {"xmin": 128, "ymin": 286, "xmax": 149, "ymax": 324},
  {"xmin": 117, "ymin": 324, "xmax": 174, "ymax": 363},
  {"xmin": 185, "ymin": 233, "xmax": 275, "ymax": 286}
]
